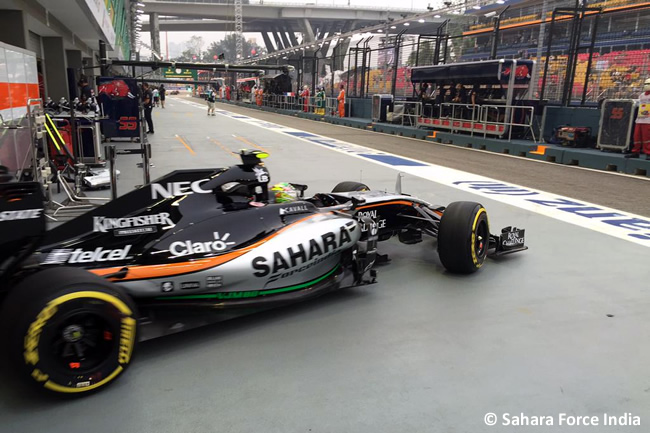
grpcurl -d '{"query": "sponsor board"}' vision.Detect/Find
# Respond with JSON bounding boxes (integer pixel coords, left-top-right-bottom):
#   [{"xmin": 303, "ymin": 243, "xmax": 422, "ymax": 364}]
[
  {"xmin": 174, "ymin": 98, "xmax": 650, "ymax": 249},
  {"xmin": 0, "ymin": 209, "xmax": 43, "ymax": 221},
  {"xmin": 93, "ymin": 213, "xmax": 173, "ymax": 234},
  {"xmin": 43, "ymin": 246, "xmax": 133, "ymax": 264},
  {"xmin": 169, "ymin": 232, "xmax": 235, "ymax": 257}
]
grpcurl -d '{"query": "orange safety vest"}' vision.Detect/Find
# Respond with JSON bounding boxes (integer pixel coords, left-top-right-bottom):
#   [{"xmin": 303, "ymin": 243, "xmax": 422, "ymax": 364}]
[{"xmin": 337, "ymin": 89, "xmax": 345, "ymax": 117}]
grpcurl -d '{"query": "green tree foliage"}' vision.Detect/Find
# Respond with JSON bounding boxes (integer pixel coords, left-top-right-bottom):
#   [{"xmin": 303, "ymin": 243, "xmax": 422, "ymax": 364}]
[
  {"xmin": 203, "ymin": 34, "xmax": 265, "ymax": 62},
  {"xmin": 406, "ymin": 41, "xmax": 434, "ymax": 67}
]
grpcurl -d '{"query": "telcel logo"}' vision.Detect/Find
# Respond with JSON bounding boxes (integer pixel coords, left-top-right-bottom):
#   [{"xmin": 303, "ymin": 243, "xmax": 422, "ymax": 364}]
[
  {"xmin": 43, "ymin": 246, "xmax": 132, "ymax": 264},
  {"xmin": 151, "ymin": 179, "xmax": 211, "ymax": 199},
  {"xmin": 169, "ymin": 232, "xmax": 235, "ymax": 257}
]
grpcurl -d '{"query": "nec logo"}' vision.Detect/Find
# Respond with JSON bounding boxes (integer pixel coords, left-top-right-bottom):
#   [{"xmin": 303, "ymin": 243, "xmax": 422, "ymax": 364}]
[{"xmin": 151, "ymin": 179, "xmax": 211, "ymax": 199}]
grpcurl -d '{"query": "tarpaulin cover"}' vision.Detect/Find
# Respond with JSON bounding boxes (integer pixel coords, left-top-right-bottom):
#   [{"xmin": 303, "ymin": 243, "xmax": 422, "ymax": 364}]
[{"xmin": 411, "ymin": 60, "xmax": 534, "ymax": 85}]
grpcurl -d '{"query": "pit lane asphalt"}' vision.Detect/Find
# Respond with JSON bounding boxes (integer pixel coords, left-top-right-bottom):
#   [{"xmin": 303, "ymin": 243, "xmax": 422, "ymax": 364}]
[
  {"xmin": 213, "ymin": 99, "xmax": 650, "ymax": 218},
  {"xmin": 1, "ymin": 95, "xmax": 647, "ymax": 433}
]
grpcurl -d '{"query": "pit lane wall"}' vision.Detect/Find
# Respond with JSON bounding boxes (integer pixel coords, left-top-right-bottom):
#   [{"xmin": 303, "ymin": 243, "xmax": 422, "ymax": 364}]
[
  {"xmin": 0, "ymin": 41, "xmax": 38, "ymax": 176},
  {"xmin": 211, "ymin": 97, "xmax": 650, "ymax": 179}
]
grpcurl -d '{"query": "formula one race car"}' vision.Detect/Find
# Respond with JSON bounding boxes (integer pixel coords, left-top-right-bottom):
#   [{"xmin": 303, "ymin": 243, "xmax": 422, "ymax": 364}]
[{"xmin": 0, "ymin": 151, "xmax": 526, "ymax": 396}]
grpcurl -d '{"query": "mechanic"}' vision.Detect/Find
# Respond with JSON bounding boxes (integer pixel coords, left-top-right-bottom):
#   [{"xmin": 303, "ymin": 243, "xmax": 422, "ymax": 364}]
[
  {"xmin": 159, "ymin": 84, "xmax": 166, "ymax": 109},
  {"xmin": 141, "ymin": 82, "xmax": 154, "ymax": 134},
  {"xmin": 628, "ymin": 78, "xmax": 650, "ymax": 159},
  {"xmin": 77, "ymin": 75, "xmax": 99, "ymax": 114},
  {"xmin": 78, "ymin": 75, "xmax": 96, "ymax": 105}
]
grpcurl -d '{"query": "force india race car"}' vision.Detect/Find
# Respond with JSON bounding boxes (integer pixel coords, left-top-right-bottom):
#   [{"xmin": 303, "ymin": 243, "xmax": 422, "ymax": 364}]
[{"xmin": 0, "ymin": 150, "xmax": 526, "ymax": 396}]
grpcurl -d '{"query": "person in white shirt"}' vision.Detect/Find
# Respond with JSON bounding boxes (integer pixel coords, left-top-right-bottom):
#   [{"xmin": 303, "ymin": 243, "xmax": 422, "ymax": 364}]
[{"xmin": 152, "ymin": 87, "xmax": 160, "ymax": 107}]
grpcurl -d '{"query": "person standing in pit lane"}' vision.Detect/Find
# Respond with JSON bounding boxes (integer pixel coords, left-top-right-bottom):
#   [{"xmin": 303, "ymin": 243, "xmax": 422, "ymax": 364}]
[
  {"xmin": 152, "ymin": 87, "xmax": 160, "ymax": 107},
  {"xmin": 337, "ymin": 84, "xmax": 345, "ymax": 117},
  {"xmin": 159, "ymin": 84, "xmax": 166, "ymax": 108},
  {"xmin": 300, "ymin": 85, "xmax": 310, "ymax": 112},
  {"xmin": 628, "ymin": 78, "xmax": 650, "ymax": 159},
  {"xmin": 142, "ymin": 82, "xmax": 154, "ymax": 134},
  {"xmin": 316, "ymin": 87, "xmax": 325, "ymax": 115},
  {"xmin": 207, "ymin": 87, "xmax": 217, "ymax": 116},
  {"xmin": 78, "ymin": 75, "xmax": 96, "ymax": 105}
]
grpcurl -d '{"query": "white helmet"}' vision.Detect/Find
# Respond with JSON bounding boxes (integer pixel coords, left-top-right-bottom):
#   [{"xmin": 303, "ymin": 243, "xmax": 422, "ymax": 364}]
[{"xmin": 644, "ymin": 78, "xmax": 650, "ymax": 92}]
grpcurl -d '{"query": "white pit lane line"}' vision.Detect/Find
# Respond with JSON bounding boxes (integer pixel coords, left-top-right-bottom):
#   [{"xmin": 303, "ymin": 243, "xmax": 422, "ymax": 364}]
[{"xmin": 175, "ymin": 98, "xmax": 650, "ymax": 247}]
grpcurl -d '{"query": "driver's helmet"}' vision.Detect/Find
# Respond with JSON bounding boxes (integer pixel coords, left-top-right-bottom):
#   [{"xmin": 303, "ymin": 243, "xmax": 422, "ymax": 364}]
[{"xmin": 271, "ymin": 182, "xmax": 298, "ymax": 203}]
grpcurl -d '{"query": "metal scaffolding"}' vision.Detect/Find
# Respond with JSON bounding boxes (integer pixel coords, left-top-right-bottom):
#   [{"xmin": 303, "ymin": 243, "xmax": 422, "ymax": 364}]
[{"xmin": 235, "ymin": 0, "xmax": 243, "ymax": 64}]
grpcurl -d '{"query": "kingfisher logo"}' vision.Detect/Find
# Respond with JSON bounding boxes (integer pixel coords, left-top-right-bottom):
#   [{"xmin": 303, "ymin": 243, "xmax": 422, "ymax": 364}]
[
  {"xmin": 252, "ymin": 225, "xmax": 354, "ymax": 282},
  {"xmin": 93, "ymin": 213, "xmax": 173, "ymax": 233},
  {"xmin": 151, "ymin": 179, "xmax": 211, "ymax": 199}
]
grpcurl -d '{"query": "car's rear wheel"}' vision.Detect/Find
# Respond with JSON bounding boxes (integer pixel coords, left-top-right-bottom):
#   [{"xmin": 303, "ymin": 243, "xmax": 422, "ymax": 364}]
[
  {"xmin": 0, "ymin": 267, "xmax": 138, "ymax": 396},
  {"xmin": 437, "ymin": 201, "xmax": 489, "ymax": 274},
  {"xmin": 332, "ymin": 181, "xmax": 370, "ymax": 192}
]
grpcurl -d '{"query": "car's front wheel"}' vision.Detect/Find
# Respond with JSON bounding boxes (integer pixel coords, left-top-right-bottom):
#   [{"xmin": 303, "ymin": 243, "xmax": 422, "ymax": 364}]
[
  {"xmin": 0, "ymin": 267, "xmax": 138, "ymax": 396},
  {"xmin": 332, "ymin": 181, "xmax": 370, "ymax": 192},
  {"xmin": 437, "ymin": 201, "xmax": 490, "ymax": 274}
]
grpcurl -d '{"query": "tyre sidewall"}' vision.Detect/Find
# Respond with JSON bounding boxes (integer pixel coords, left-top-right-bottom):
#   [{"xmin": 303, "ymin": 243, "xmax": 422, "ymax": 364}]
[
  {"xmin": 438, "ymin": 202, "xmax": 490, "ymax": 273},
  {"xmin": 332, "ymin": 181, "xmax": 370, "ymax": 193},
  {"xmin": 2, "ymin": 269, "xmax": 137, "ymax": 395}
]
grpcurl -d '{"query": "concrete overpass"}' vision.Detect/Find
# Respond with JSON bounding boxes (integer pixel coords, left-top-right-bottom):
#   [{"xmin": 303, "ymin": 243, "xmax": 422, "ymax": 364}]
[{"xmin": 142, "ymin": 0, "xmax": 426, "ymax": 53}]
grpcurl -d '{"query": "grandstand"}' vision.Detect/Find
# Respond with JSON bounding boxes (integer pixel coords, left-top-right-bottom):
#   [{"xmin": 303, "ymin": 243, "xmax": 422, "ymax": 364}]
[
  {"xmin": 460, "ymin": 0, "xmax": 650, "ymax": 102},
  {"xmin": 312, "ymin": 0, "xmax": 650, "ymax": 103}
]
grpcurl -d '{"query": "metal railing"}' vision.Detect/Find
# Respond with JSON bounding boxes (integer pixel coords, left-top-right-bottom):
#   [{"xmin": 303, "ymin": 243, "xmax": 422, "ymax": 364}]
[
  {"xmin": 417, "ymin": 102, "xmax": 537, "ymax": 142},
  {"xmin": 388, "ymin": 101, "xmax": 422, "ymax": 127}
]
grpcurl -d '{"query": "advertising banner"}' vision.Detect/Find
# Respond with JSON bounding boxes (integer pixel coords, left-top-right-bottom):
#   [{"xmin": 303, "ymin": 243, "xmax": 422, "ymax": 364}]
[{"xmin": 97, "ymin": 77, "xmax": 140, "ymax": 138}]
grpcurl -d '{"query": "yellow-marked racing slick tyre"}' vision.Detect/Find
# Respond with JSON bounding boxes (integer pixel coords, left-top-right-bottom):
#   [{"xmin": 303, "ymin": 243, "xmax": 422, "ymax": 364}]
[
  {"xmin": 332, "ymin": 181, "xmax": 370, "ymax": 192},
  {"xmin": 437, "ymin": 201, "xmax": 490, "ymax": 274},
  {"xmin": 0, "ymin": 267, "xmax": 138, "ymax": 396}
]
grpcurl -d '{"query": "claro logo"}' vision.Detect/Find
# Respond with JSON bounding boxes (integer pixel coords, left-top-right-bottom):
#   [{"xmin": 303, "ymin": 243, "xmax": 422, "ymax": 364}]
[
  {"xmin": 169, "ymin": 232, "xmax": 235, "ymax": 257},
  {"xmin": 151, "ymin": 179, "xmax": 211, "ymax": 199},
  {"xmin": 252, "ymin": 225, "xmax": 354, "ymax": 282}
]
